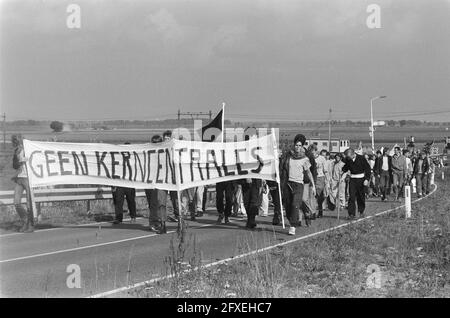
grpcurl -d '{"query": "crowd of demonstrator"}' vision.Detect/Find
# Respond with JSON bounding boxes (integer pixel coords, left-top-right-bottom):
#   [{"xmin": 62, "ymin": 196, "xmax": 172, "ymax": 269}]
[{"xmin": 9, "ymin": 132, "xmax": 443, "ymax": 235}]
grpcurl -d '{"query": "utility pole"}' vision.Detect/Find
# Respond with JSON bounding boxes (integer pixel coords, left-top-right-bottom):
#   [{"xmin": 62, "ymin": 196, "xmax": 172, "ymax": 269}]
[{"xmin": 328, "ymin": 108, "xmax": 332, "ymax": 152}]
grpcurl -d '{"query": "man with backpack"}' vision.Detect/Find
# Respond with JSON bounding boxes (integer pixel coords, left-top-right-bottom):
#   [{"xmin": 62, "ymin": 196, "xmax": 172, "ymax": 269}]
[{"xmin": 11, "ymin": 134, "xmax": 34, "ymax": 233}]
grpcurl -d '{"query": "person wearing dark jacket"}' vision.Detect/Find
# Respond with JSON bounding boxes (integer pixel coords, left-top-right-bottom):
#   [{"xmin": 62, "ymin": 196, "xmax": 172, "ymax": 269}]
[
  {"xmin": 373, "ymin": 148, "xmax": 392, "ymax": 201},
  {"xmin": 342, "ymin": 148, "xmax": 371, "ymax": 219},
  {"xmin": 280, "ymin": 138, "xmax": 316, "ymax": 235},
  {"xmin": 413, "ymin": 151, "xmax": 430, "ymax": 198}
]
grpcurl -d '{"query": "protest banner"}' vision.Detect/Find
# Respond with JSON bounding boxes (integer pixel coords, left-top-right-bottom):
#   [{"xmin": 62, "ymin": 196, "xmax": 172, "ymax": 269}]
[{"xmin": 23, "ymin": 134, "xmax": 278, "ymax": 191}]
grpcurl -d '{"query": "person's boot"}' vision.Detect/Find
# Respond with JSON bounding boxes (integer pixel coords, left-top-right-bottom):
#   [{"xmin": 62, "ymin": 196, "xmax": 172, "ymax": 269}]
[
  {"xmin": 246, "ymin": 214, "xmax": 256, "ymax": 229},
  {"xmin": 318, "ymin": 210, "xmax": 323, "ymax": 218},
  {"xmin": 19, "ymin": 217, "xmax": 28, "ymax": 232},
  {"xmin": 216, "ymin": 214, "xmax": 224, "ymax": 224},
  {"xmin": 224, "ymin": 216, "xmax": 230, "ymax": 224},
  {"xmin": 157, "ymin": 221, "xmax": 167, "ymax": 234}
]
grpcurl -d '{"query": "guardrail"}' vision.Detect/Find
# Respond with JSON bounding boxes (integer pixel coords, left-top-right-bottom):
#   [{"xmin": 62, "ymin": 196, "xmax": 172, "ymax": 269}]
[{"xmin": 0, "ymin": 186, "xmax": 216, "ymax": 214}]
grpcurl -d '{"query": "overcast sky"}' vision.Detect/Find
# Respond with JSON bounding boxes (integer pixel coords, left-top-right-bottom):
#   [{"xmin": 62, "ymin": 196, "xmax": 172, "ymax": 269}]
[{"xmin": 1, "ymin": 0, "xmax": 449, "ymax": 122}]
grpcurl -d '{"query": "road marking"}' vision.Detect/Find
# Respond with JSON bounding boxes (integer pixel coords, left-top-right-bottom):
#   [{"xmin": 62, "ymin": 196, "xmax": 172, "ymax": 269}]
[
  {"xmin": 0, "ymin": 223, "xmax": 215, "ymax": 263},
  {"xmin": 88, "ymin": 184, "xmax": 438, "ymax": 298}
]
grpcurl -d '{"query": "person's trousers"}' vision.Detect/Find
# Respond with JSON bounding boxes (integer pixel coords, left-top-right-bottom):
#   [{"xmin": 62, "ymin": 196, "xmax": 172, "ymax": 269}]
[
  {"xmin": 145, "ymin": 189, "xmax": 168, "ymax": 226},
  {"xmin": 392, "ymin": 171, "xmax": 404, "ymax": 199},
  {"xmin": 331, "ymin": 179, "xmax": 346, "ymax": 208},
  {"xmin": 13, "ymin": 177, "xmax": 33, "ymax": 225},
  {"xmin": 415, "ymin": 173, "xmax": 429, "ymax": 195},
  {"xmin": 301, "ymin": 183, "xmax": 315, "ymax": 218},
  {"xmin": 268, "ymin": 182, "xmax": 281, "ymax": 218},
  {"xmin": 379, "ymin": 170, "xmax": 390, "ymax": 199},
  {"xmin": 348, "ymin": 177, "xmax": 366, "ymax": 216},
  {"xmin": 315, "ymin": 176, "xmax": 326, "ymax": 213},
  {"xmin": 216, "ymin": 181, "xmax": 233, "ymax": 217},
  {"xmin": 168, "ymin": 191, "xmax": 179, "ymax": 216},
  {"xmin": 284, "ymin": 181, "xmax": 303, "ymax": 227},
  {"xmin": 232, "ymin": 183, "xmax": 246, "ymax": 215},
  {"xmin": 114, "ymin": 187, "xmax": 136, "ymax": 221}
]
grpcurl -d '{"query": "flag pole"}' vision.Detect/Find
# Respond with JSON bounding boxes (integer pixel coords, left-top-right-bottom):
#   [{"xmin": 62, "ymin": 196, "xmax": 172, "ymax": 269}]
[
  {"xmin": 271, "ymin": 128, "xmax": 286, "ymax": 229},
  {"xmin": 221, "ymin": 102, "xmax": 225, "ymax": 143}
]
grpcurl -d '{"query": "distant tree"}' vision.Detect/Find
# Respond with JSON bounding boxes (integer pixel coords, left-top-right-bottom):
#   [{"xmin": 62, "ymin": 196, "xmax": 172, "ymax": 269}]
[{"xmin": 50, "ymin": 121, "xmax": 64, "ymax": 132}]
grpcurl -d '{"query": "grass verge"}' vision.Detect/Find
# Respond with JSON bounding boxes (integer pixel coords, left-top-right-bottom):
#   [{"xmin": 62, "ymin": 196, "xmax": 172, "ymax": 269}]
[{"xmin": 132, "ymin": 171, "xmax": 450, "ymax": 298}]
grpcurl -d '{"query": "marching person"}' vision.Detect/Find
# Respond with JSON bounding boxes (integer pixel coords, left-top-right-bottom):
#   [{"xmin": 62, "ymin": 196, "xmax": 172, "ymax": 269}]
[
  {"xmin": 267, "ymin": 180, "xmax": 281, "ymax": 225},
  {"xmin": 342, "ymin": 148, "xmax": 371, "ymax": 220},
  {"xmin": 413, "ymin": 151, "xmax": 430, "ymax": 198},
  {"xmin": 113, "ymin": 142, "xmax": 137, "ymax": 224},
  {"xmin": 244, "ymin": 178, "xmax": 265, "ymax": 229},
  {"xmin": 330, "ymin": 153, "xmax": 346, "ymax": 209},
  {"xmin": 145, "ymin": 135, "xmax": 167, "ymax": 234},
  {"xmin": 314, "ymin": 149, "xmax": 329, "ymax": 218},
  {"xmin": 280, "ymin": 138, "xmax": 316, "ymax": 235},
  {"xmin": 373, "ymin": 150, "xmax": 383, "ymax": 197},
  {"xmin": 216, "ymin": 181, "xmax": 234, "ymax": 224},
  {"xmin": 391, "ymin": 146, "xmax": 408, "ymax": 202},
  {"xmin": 374, "ymin": 148, "xmax": 392, "ymax": 201},
  {"xmin": 162, "ymin": 130, "xmax": 180, "ymax": 222},
  {"xmin": 11, "ymin": 134, "xmax": 34, "ymax": 233}
]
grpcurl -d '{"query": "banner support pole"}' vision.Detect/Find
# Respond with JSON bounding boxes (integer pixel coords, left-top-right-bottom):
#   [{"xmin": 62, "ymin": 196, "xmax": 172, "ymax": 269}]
[
  {"xmin": 172, "ymin": 143, "xmax": 184, "ymax": 234},
  {"xmin": 23, "ymin": 142, "xmax": 38, "ymax": 222},
  {"xmin": 271, "ymin": 128, "xmax": 285, "ymax": 229}
]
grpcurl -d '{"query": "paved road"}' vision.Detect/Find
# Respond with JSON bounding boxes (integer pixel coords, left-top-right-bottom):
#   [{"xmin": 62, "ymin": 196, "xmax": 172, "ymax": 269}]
[{"xmin": 0, "ymin": 192, "xmax": 429, "ymax": 298}]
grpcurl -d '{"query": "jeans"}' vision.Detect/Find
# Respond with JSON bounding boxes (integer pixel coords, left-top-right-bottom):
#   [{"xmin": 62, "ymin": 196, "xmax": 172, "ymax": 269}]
[
  {"xmin": 145, "ymin": 189, "xmax": 168, "ymax": 225},
  {"xmin": 415, "ymin": 173, "xmax": 429, "ymax": 195},
  {"xmin": 392, "ymin": 171, "xmax": 404, "ymax": 199},
  {"xmin": 379, "ymin": 170, "xmax": 390, "ymax": 199},
  {"xmin": 216, "ymin": 181, "xmax": 233, "ymax": 217},
  {"xmin": 315, "ymin": 176, "xmax": 326, "ymax": 213},
  {"xmin": 13, "ymin": 177, "xmax": 33, "ymax": 225},
  {"xmin": 348, "ymin": 178, "xmax": 366, "ymax": 216},
  {"xmin": 284, "ymin": 181, "xmax": 304, "ymax": 227}
]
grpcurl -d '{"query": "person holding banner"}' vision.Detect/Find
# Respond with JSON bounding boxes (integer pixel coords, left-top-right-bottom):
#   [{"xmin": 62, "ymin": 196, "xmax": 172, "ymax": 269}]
[
  {"xmin": 112, "ymin": 142, "xmax": 137, "ymax": 224},
  {"xmin": 244, "ymin": 178, "xmax": 265, "ymax": 229},
  {"xmin": 163, "ymin": 130, "xmax": 180, "ymax": 222},
  {"xmin": 144, "ymin": 135, "xmax": 168, "ymax": 234},
  {"xmin": 11, "ymin": 134, "xmax": 34, "ymax": 233},
  {"xmin": 216, "ymin": 181, "xmax": 234, "ymax": 224},
  {"xmin": 280, "ymin": 138, "xmax": 316, "ymax": 235}
]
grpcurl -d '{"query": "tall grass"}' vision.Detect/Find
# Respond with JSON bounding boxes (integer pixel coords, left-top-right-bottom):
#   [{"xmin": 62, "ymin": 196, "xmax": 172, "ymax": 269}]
[{"xmin": 135, "ymin": 169, "xmax": 450, "ymax": 298}]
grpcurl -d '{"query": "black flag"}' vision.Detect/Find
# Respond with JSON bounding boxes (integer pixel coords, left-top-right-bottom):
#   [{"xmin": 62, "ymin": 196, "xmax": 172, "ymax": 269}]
[{"xmin": 201, "ymin": 109, "xmax": 223, "ymax": 142}]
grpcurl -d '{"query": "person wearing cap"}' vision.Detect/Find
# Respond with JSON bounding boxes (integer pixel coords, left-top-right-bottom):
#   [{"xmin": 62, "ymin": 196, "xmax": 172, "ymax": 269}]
[
  {"xmin": 342, "ymin": 148, "xmax": 371, "ymax": 219},
  {"xmin": 11, "ymin": 134, "xmax": 34, "ymax": 232}
]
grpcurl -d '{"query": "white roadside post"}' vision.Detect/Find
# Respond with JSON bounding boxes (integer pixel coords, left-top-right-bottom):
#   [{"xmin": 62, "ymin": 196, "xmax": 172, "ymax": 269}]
[
  {"xmin": 404, "ymin": 185, "xmax": 412, "ymax": 218},
  {"xmin": 411, "ymin": 177, "xmax": 416, "ymax": 194}
]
